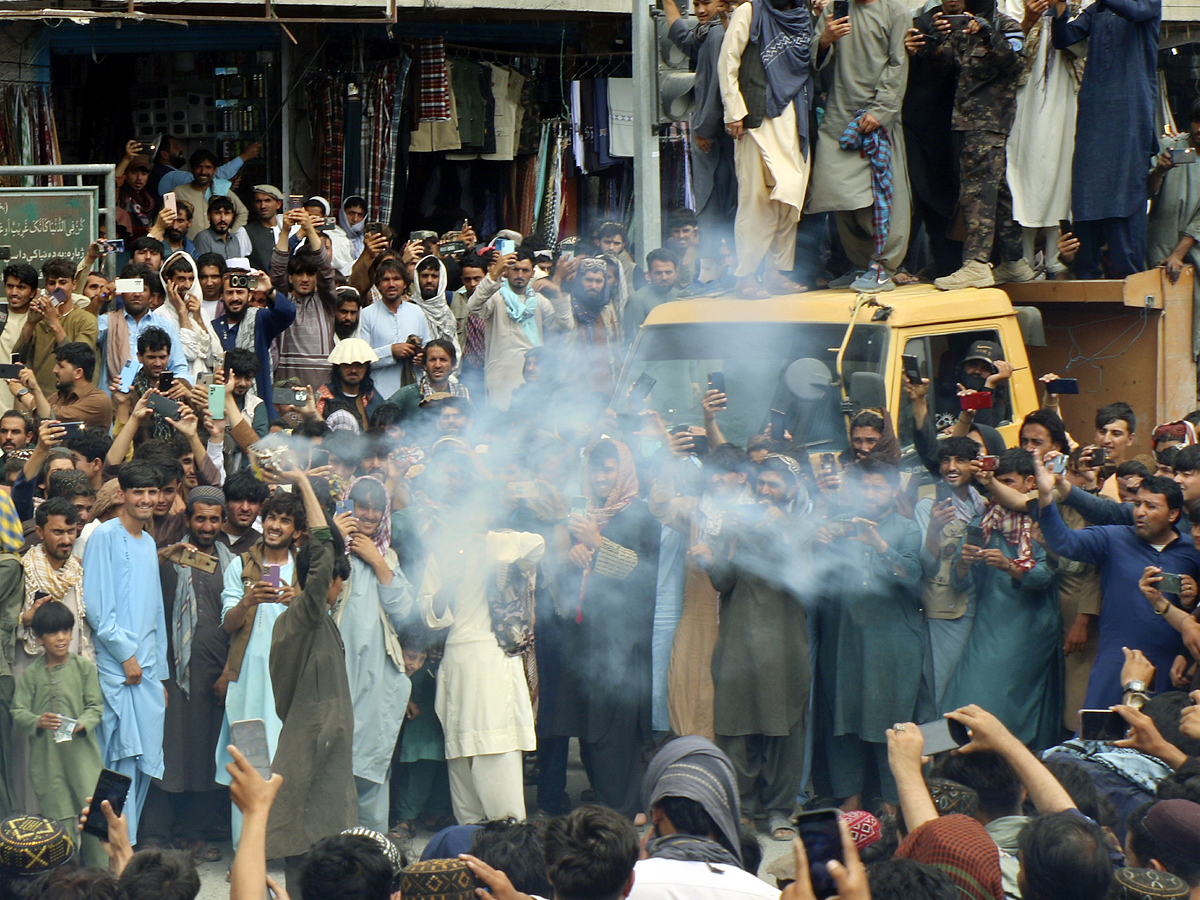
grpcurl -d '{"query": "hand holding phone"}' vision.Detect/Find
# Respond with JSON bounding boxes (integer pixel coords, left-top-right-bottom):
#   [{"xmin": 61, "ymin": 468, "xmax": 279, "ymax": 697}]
[
  {"xmin": 793, "ymin": 809, "xmax": 844, "ymax": 899},
  {"xmin": 81, "ymin": 769, "xmax": 133, "ymax": 841},
  {"xmin": 230, "ymin": 718, "xmax": 272, "ymax": 780}
]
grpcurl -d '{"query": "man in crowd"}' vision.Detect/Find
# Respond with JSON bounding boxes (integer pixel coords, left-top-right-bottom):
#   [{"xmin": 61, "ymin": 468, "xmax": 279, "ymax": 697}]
[
  {"xmin": 193, "ymin": 197, "xmax": 252, "ymax": 260},
  {"xmin": 622, "ymin": 248, "xmax": 682, "ymax": 343},
  {"xmin": 131, "ymin": 236, "xmax": 165, "ymax": 271},
  {"xmin": 83, "ymin": 459, "xmax": 168, "ymax": 844},
  {"xmin": 450, "ymin": 253, "xmax": 488, "ymax": 399},
  {"xmin": 2, "ymin": 263, "xmax": 37, "ymax": 363},
  {"xmin": 1094, "ymin": 402, "xmax": 1138, "ymax": 500},
  {"xmin": 387, "ymin": 337, "xmax": 465, "ymax": 422},
  {"xmin": 16, "ymin": 257, "xmax": 98, "ymax": 398},
  {"xmin": 933, "ymin": 0, "xmax": 1035, "ymax": 290},
  {"xmin": 1051, "ymin": 0, "xmax": 1159, "ymax": 279},
  {"xmin": 562, "ymin": 257, "xmax": 622, "ymax": 396},
  {"xmin": 246, "ymin": 184, "xmax": 285, "ymax": 272},
  {"xmin": 318, "ymin": 339, "xmax": 383, "ymax": 431},
  {"xmin": 97, "ymin": 265, "xmax": 190, "ymax": 391},
  {"xmin": 359, "ymin": 259, "xmax": 430, "ymax": 399},
  {"xmin": 210, "ymin": 268, "xmax": 296, "ymax": 411},
  {"xmin": 143, "ymin": 487, "xmax": 233, "ymax": 859},
  {"xmin": 272, "ymin": 209, "xmax": 337, "ymax": 392},
  {"xmin": 13, "ymin": 342, "xmax": 113, "ymax": 430},
  {"xmin": 220, "ymin": 468, "xmax": 268, "ymax": 555},
  {"xmin": 223, "ymin": 347, "xmax": 269, "ymax": 440},
  {"xmin": 155, "ymin": 140, "xmax": 259, "ymax": 198},
  {"xmin": 173, "ymin": 149, "xmax": 250, "ymax": 241},
  {"xmin": 815, "ymin": 456, "xmax": 923, "ymax": 810},
  {"xmin": 333, "ymin": 287, "xmax": 362, "ymax": 343},
  {"xmin": 195, "ymin": 253, "xmax": 226, "ymax": 323},
  {"xmin": 1035, "ymin": 463, "xmax": 1199, "ymax": 707},
  {"xmin": 149, "ymin": 199, "xmax": 196, "ymax": 259},
  {"xmin": 807, "ymin": 0, "xmax": 913, "ymax": 292}
]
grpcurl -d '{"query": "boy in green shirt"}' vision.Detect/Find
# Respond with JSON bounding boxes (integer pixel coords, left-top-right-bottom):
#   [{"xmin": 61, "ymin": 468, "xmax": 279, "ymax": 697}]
[{"xmin": 11, "ymin": 600, "xmax": 105, "ymax": 867}]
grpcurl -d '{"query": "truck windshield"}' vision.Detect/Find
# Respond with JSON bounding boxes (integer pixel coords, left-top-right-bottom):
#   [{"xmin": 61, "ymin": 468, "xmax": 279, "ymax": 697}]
[{"xmin": 616, "ymin": 322, "xmax": 888, "ymax": 450}]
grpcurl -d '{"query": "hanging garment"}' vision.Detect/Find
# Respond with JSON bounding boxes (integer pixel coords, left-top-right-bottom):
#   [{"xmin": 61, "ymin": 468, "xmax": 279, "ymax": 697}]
[
  {"xmin": 418, "ymin": 38, "xmax": 452, "ymax": 122},
  {"xmin": 411, "ymin": 70, "xmax": 462, "ymax": 153},
  {"xmin": 607, "ymin": 79, "xmax": 636, "ymax": 158},
  {"xmin": 483, "ymin": 67, "xmax": 526, "ymax": 163}
]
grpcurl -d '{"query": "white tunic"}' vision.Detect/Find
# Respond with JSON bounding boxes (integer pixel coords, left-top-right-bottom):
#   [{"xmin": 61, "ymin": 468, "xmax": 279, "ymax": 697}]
[{"xmin": 419, "ymin": 530, "xmax": 544, "ymax": 759}]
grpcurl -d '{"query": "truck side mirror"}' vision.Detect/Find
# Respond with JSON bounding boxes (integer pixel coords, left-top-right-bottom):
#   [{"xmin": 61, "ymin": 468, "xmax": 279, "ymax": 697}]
[
  {"xmin": 1014, "ymin": 306, "xmax": 1047, "ymax": 347},
  {"xmin": 784, "ymin": 358, "xmax": 833, "ymax": 401},
  {"xmin": 848, "ymin": 371, "xmax": 887, "ymax": 412}
]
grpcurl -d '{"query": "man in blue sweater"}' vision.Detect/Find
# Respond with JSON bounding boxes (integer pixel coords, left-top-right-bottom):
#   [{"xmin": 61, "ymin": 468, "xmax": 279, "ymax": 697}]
[
  {"xmin": 1035, "ymin": 458, "xmax": 1199, "ymax": 709},
  {"xmin": 210, "ymin": 268, "xmax": 295, "ymax": 418}
]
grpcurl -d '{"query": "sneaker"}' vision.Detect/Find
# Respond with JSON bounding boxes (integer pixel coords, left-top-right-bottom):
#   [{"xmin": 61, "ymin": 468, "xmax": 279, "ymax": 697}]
[
  {"xmin": 934, "ymin": 259, "xmax": 995, "ymax": 290},
  {"xmin": 829, "ymin": 268, "xmax": 866, "ymax": 288},
  {"xmin": 992, "ymin": 258, "xmax": 1037, "ymax": 284},
  {"xmin": 850, "ymin": 263, "xmax": 895, "ymax": 293}
]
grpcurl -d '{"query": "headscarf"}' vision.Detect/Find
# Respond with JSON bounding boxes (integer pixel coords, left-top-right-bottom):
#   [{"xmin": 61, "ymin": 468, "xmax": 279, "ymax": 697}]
[
  {"xmin": 337, "ymin": 195, "xmax": 366, "ymax": 257},
  {"xmin": 346, "ymin": 475, "xmax": 391, "ymax": 557},
  {"xmin": 763, "ymin": 452, "xmax": 812, "ymax": 515},
  {"xmin": 410, "ymin": 255, "xmax": 462, "ymax": 361},
  {"xmin": 896, "ymin": 814, "xmax": 1004, "ymax": 900},
  {"xmin": 980, "ymin": 502, "xmax": 1037, "ymax": 574},
  {"xmin": 750, "ymin": 0, "xmax": 813, "ymax": 151},
  {"xmin": 1153, "ymin": 420, "xmax": 1198, "ymax": 449},
  {"xmin": 572, "ymin": 257, "xmax": 613, "ymax": 327},
  {"xmin": 641, "ymin": 736, "xmax": 744, "ymax": 867},
  {"xmin": 972, "ymin": 424, "xmax": 1008, "ymax": 457},
  {"xmin": 499, "ymin": 276, "xmax": 541, "ymax": 346},
  {"xmin": 841, "ymin": 407, "xmax": 902, "ymax": 466},
  {"xmin": 584, "ymin": 439, "xmax": 639, "ymax": 528}
]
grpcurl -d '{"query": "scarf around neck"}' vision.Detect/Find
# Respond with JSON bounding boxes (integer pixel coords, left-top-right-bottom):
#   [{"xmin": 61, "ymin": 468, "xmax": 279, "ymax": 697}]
[
  {"xmin": 980, "ymin": 502, "xmax": 1036, "ymax": 573},
  {"xmin": 499, "ymin": 279, "xmax": 541, "ymax": 345},
  {"xmin": 644, "ymin": 834, "xmax": 742, "ymax": 868},
  {"xmin": 750, "ymin": 0, "xmax": 812, "ymax": 149}
]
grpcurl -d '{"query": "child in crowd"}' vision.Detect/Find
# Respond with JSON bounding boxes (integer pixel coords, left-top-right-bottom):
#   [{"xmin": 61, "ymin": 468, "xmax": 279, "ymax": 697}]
[
  {"xmin": 10, "ymin": 601, "xmax": 106, "ymax": 867},
  {"xmin": 390, "ymin": 627, "xmax": 452, "ymax": 838}
]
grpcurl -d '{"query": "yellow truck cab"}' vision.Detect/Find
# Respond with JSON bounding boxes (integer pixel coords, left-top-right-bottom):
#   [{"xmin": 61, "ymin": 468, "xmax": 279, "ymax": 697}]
[{"xmin": 615, "ymin": 285, "xmax": 1044, "ymax": 475}]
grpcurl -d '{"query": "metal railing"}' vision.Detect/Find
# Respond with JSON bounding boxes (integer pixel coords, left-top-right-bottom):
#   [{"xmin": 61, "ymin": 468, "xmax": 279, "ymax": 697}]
[{"xmin": 0, "ymin": 164, "xmax": 117, "ymax": 277}]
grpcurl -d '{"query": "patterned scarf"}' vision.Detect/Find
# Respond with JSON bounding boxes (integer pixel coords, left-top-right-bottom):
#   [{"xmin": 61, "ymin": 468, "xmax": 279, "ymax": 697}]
[
  {"xmin": 498, "ymin": 278, "xmax": 541, "ymax": 345},
  {"xmin": 0, "ymin": 490, "xmax": 23, "ymax": 554},
  {"xmin": 172, "ymin": 540, "xmax": 233, "ymax": 698},
  {"xmin": 749, "ymin": 0, "xmax": 813, "ymax": 151},
  {"xmin": 417, "ymin": 38, "xmax": 452, "ymax": 122},
  {"xmin": 345, "ymin": 475, "xmax": 392, "ymax": 558},
  {"xmin": 839, "ymin": 111, "xmax": 893, "ymax": 257},
  {"xmin": 417, "ymin": 376, "xmax": 468, "ymax": 401},
  {"xmin": 21, "ymin": 544, "xmax": 86, "ymax": 657},
  {"xmin": 980, "ymin": 502, "xmax": 1037, "ymax": 574}
]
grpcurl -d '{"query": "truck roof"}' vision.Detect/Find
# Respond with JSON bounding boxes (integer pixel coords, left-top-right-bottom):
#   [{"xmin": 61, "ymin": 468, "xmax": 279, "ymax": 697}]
[{"xmin": 642, "ymin": 285, "xmax": 1017, "ymax": 328}]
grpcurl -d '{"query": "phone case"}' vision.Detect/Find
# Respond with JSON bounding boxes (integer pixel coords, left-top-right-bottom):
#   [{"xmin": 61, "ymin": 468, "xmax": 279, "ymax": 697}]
[
  {"xmin": 179, "ymin": 549, "xmax": 218, "ymax": 573},
  {"xmin": 147, "ymin": 394, "xmax": 180, "ymax": 420},
  {"xmin": 207, "ymin": 385, "xmax": 225, "ymax": 420},
  {"xmin": 119, "ymin": 359, "xmax": 138, "ymax": 393}
]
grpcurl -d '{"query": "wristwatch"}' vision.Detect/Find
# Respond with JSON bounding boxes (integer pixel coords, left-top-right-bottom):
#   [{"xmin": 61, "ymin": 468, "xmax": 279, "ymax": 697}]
[
  {"xmin": 16, "ymin": 388, "xmax": 29, "ymax": 398},
  {"xmin": 1123, "ymin": 680, "xmax": 1148, "ymax": 695}
]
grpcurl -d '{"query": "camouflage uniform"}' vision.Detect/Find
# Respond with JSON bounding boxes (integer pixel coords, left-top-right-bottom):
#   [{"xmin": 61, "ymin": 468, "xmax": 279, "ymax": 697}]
[{"xmin": 943, "ymin": 13, "xmax": 1025, "ymax": 264}]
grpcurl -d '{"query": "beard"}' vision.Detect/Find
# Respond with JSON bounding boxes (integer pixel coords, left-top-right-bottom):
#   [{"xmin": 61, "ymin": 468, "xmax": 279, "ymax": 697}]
[{"xmin": 335, "ymin": 321, "xmax": 359, "ymax": 340}]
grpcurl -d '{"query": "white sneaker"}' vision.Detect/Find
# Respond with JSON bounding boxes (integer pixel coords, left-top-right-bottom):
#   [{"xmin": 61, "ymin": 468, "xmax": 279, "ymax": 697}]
[
  {"xmin": 992, "ymin": 259, "xmax": 1037, "ymax": 284},
  {"xmin": 934, "ymin": 259, "xmax": 995, "ymax": 290}
]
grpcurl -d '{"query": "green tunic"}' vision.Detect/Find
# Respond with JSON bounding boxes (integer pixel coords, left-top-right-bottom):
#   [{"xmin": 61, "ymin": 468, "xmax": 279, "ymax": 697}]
[{"xmin": 11, "ymin": 653, "xmax": 103, "ymax": 821}]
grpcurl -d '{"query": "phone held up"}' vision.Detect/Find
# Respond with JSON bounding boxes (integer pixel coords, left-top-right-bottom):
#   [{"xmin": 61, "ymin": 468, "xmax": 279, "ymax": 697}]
[
  {"xmin": 793, "ymin": 809, "xmax": 844, "ymax": 900},
  {"xmin": 82, "ymin": 769, "xmax": 132, "ymax": 842}
]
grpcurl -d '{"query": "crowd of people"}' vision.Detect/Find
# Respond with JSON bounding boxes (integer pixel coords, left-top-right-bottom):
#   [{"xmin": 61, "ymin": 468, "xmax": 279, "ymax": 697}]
[
  {"xmin": 0, "ymin": 79, "xmax": 1197, "ymax": 898},
  {"xmin": 663, "ymin": 0, "xmax": 1180, "ymax": 295}
]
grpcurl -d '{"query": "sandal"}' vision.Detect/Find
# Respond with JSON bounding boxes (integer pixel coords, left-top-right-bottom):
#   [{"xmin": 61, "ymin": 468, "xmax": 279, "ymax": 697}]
[
  {"xmin": 893, "ymin": 271, "xmax": 922, "ymax": 285},
  {"xmin": 769, "ymin": 814, "xmax": 797, "ymax": 842},
  {"xmin": 767, "ymin": 273, "xmax": 807, "ymax": 294},
  {"xmin": 736, "ymin": 285, "xmax": 772, "ymax": 300},
  {"xmin": 196, "ymin": 843, "xmax": 223, "ymax": 863},
  {"xmin": 391, "ymin": 820, "xmax": 417, "ymax": 840}
]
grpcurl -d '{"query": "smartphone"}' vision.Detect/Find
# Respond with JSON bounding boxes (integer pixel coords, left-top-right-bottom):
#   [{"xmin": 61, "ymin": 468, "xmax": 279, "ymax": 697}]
[
  {"xmin": 57, "ymin": 421, "xmax": 86, "ymax": 439},
  {"xmin": 114, "ymin": 277, "xmax": 144, "ymax": 294},
  {"xmin": 511, "ymin": 481, "xmax": 539, "ymax": 500},
  {"xmin": 919, "ymin": 718, "xmax": 971, "ymax": 755},
  {"xmin": 1045, "ymin": 378, "xmax": 1079, "ymax": 394},
  {"xmin": 81, "ymin": 769, "xmax": 132, "ymax": 842},
  {"xmin": 965, "ymin": 525, "xmax": 986, "ymax": 547},
  {"xmin": 196, "ymin": 372, "xmax": 214, "ymax": 389},
  {"xmin": 570, "ymin": 496, "xmax": 589, "ymax": 517},
  {"xmin": 163, "ymin": 192, "xmax": 177, "ymax": 217},
  {"xmin": 1079, "ymin": 709, "xmax": 1127, "ymax": 742},
  {"xmin": 559, "ymin": 248, "xmax": 576, "ymax": 262},
  {"xmin": 793, "ymin": 809, "xmax": 844, "ymax": 899},
  {"xmin": 310, "ymin": 448, "xmax": 330, "ymax": 468},
  {"xmin": 942, "ymin": 13, "xmax": 972, "ymax": 29},
  {"xmin": 146, "ymin": 393, "xmax": 181, "ymax": 420},
  {"xmin": 629, "ymin": 372, "xmax": 657, "ymax": 404},
  {"xmin": 832, "ymin": 0, "xmax": 849, "ymax": 17},
  {"xmin": 959, "ymin": 392, "xmax": 993, "ymax": 411},
  {"xmin": 334, "ymin": 499, "xmax": 352, "ymax": 517},
  {"xmin": 118, "ymin": 358, "xmax": 138, "ymax": 394},
  {"xmin": 33, "ymin": 590, "xmax": 49, "ymax": 602},
  {"xmin": 827, "ymin": 519, "xmax": 858, "ymax": 538},
  {"xmin": 230, "ymin": 718, "xmax": 272, "ymax": 780},
  {"xmin": 207, "ymin": 384, "xmax": 225, "ymax": 420},
  {"xmin": 157, "ymin": 371, "xmax": 174, "ymax": 392},
  {"xmin": 1046, "ymin": 454, "xmax": 1069, "ymax": 476},
  {"xmin": 1090, "ymin": 447, "xmax": 1107, "ymax": 468},
  {"xmin": 495, "ymin": 238, "xmax": 516, "ymax": 256},
  {"xmin": 0, "ymin": 364, "xmax": 20, "ymax": 379},
  {"xmin": 707, "ymin": 372, "xmax": 726, "ymax": 395},
  {"xmin": 262, "ymin": 564, "xmax": 281, "ymax": 588},
  {"xmin": 1172, "ymin": 147, "xmax": 1197, "ymax": 165},
  {"xmin": 178, "ymin": 548, "xmax": 218, "ymax": 573},
  {"xmin": 1059, "ymin": 219, "xmax": 1074, "ymax": 237},
  {"xmin": 102, "ymin": 239, "xmax": 126, "ymax": 254},
  {"xmin": 364, "ymin": 221, "xmax": 386, "ymax": 236},
  {"xmin": 819, "ymin": 452, "xmax": 836, "ymax": 474},
  {"xmin": 1158, "ymin": 572, "xmax": 1184, "ymax": 594},
  {"xmin": 440, "ymin": 240, "xmax": 467, "ymax": 255},
  {"xmin": 977, "ymin": 455, "xmax": 999, "ymax": 471},
  {"xmin": 769, "ymin": 408, "xmax": 786, "ymax": 443},
  {"xmin": 288, "ymin": 194, "xmax": 303, "ymax": 210},
  {"xmin": 901, "ymin": 354, "xmax": 923, "ymax": 385},
  {"xmin": 272, "ymin": 386, "xmax": 308, "ymax": 406}
]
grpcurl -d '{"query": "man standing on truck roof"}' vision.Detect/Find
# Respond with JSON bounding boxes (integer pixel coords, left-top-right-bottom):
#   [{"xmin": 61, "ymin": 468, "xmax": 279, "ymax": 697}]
[{"xmin": 806, "ymin": 0, "xmax": 913, "ymax": 293}]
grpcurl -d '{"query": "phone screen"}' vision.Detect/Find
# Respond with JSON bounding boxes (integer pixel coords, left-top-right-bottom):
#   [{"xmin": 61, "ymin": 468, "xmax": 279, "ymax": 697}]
[
  {"xmin": 230, "ymin": 718, "xmax": 272, "ymax": 780},
  {"xmin": 918, "ymin": 719, "xmax": 970, "ymax": 755},
  {"xmin": 1079, "ymin": 709, "xmax": 1127, "ymax": 742},
  {"xmin": 629, "ymin": 373, "xmax": 656, "ymax": 403},
  {"xmin": 795, "ymin": 810, "xmax": 844, "ymax": 899},
  {"xmin": 82, "ymin": 769, "xmax": 133, "ymax": 841}
]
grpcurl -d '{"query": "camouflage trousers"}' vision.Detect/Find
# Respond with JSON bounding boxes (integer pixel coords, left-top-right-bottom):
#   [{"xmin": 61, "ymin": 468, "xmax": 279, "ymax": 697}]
[{"xmin": 960, "ymin": 131, "xmax": 1023, "ymax": 265}]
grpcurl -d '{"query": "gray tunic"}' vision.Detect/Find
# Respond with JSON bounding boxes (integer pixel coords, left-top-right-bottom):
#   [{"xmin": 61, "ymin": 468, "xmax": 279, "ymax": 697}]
[{"xmin": 805, "ymin": 0, "xmax": 912, "ymax": 216}]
